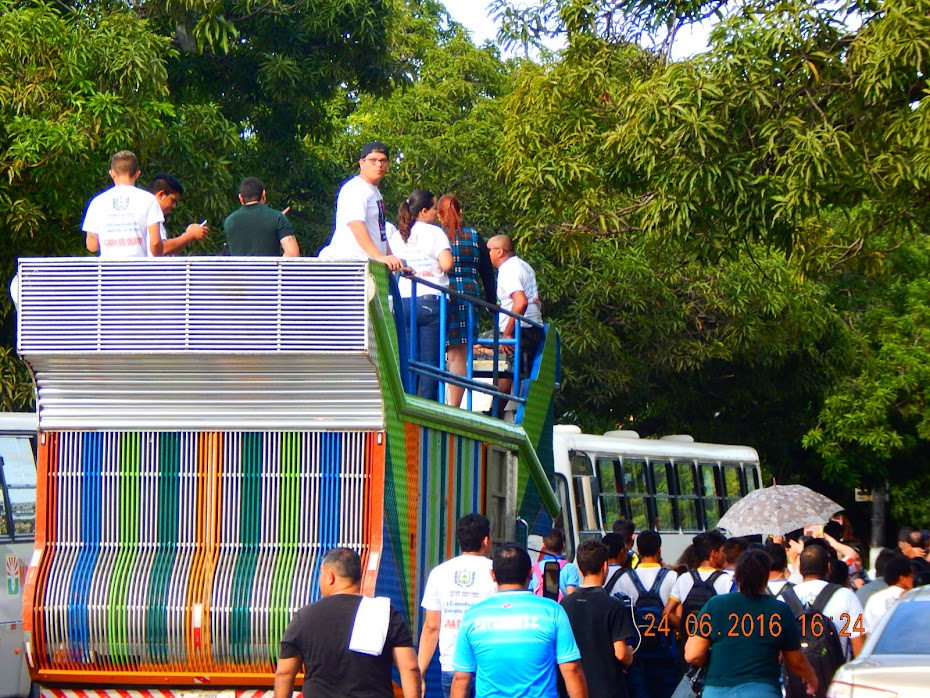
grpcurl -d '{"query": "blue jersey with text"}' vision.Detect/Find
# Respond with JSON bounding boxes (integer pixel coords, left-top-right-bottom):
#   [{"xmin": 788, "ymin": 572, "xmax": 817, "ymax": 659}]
[{"xmin": 452, "ymin": 590, "xmax": 581, "ymax": 698}]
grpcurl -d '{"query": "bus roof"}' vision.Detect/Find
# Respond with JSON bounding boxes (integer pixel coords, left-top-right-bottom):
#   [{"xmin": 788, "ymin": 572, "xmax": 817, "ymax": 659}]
[
  {"xmin": 553, "ymin": 430, "xmax": 760, "ymax": 464},
  {"xmin": 0, "ymin": 412, "xmax": 38, "ymax": 434}
]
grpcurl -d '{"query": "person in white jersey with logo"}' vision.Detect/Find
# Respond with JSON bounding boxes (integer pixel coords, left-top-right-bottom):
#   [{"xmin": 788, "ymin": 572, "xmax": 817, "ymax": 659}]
[
  {"xmin": 83, "ymin": 150, "xmax": 165, "ymax": 258},
  {"xmin": 418, "ymin": 513, "xmax": 497, "ymax": 698},
  {"xmin": 318, "ymin": 141, "xmax": 403, "ymax": 270}
]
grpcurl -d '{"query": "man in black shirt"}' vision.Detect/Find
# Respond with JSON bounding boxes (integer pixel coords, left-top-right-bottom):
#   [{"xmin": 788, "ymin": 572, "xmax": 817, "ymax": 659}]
[
  {"xmin": 274, "ymin": 547, "xmax": 421, "ymax": 698},
  {"xmin": 559, "ymin": 539, "xmax": 635, "ymax": 698}
]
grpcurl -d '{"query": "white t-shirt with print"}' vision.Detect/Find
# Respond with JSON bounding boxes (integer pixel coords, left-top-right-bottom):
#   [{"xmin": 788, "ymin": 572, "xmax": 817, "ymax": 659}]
[
  {"xmin": 791, "ymin": 579, "xmax": 865, "ymax": 655},
  {"xmin": 420, "ymin": 553, "xmax": 496, "ymax": 672},
  {"xmin": 616, "ymin": 563, "xmax": 679, "ymax": 604},
  {"xmin": 387, "ymin": 221, "xmax": 451, "ymax": 297},
  {"xmin": 320, "ymin": 175, "xmax": 387, "ymax": 260},
  {"xmin": 495, "ymin": 256, "xmax": 541, "ymax": 330},
  {"xmin": 669, "ymin": 567, "xmax": 733, "ymax": 603},
  {"xmin": 863, "ymin": 584, "xmax": 905, "ymax": 634},
  {"xmin": 82, "ymin": 185, "xmax": 164, "ymax": 258}
]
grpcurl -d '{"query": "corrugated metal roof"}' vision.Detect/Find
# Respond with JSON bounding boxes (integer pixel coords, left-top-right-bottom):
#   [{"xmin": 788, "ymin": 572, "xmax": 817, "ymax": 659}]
[{"xmin": 17, "ymin": 258, "xmax": 385, "ymax": 431}]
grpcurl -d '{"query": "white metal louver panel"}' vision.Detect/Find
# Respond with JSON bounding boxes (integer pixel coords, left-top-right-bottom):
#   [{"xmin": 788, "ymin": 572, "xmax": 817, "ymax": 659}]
[
  {"xmin": 17, "ymin": 258, "xmax": 369, "ymax": 352},
  {"xmin": 16, "ymin": 258, "xmax": 385, "ymax": 431}
]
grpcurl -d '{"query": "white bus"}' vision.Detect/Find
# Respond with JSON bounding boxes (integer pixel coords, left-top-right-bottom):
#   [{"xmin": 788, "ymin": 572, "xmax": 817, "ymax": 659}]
[
  {"xmin": 552, "ymin": 425, "xmax": 762, "ymax": 563},
  {"xmin": 0, "ymin": 412, "xmax": 37, "ymax": 698}
]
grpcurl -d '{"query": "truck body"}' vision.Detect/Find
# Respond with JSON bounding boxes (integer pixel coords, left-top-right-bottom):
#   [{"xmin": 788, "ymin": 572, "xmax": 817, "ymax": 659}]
[{"xmin": 14, "ymin": 258, "xmax": 560, "ymax": 696}]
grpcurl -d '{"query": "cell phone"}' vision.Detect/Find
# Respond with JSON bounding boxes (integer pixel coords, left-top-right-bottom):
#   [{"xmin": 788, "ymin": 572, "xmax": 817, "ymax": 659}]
[
  {"xmin": 804, "ymin": 524, "xmax": 824, "ymax": 538},
  {"xmin": 543, "ymin": 560, "xmax": 561, "ymax": 600}
]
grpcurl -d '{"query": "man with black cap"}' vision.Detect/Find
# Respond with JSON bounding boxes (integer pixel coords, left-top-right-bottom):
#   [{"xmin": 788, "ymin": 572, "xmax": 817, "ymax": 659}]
[
  {"xmin": 319, "ymin": 141, "xmax": 403, "ymax": 270},
  {"xmin": 148, "ymin": 173, "xmax": 209, "ymax": 254}
]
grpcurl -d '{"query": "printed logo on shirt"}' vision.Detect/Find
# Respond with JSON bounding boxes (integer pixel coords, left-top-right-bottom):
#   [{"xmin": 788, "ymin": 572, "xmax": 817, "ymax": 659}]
[
  {"xmin": 111, "ymin": 195, "xmax": 130, "ymax": 211},
  {"xmin": 454, "ymin": 569, "xmax": 476, "ymax": 588},
  {"xmin": 377, "ymin": 199, "xmax": 386, "ymax": 241}
]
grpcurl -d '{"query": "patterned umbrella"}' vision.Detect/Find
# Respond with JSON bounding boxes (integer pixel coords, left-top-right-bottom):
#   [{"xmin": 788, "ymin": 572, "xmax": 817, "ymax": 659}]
[{"xmin": 716, "ymin": 484, "xmax": 843, "ymax": 537}]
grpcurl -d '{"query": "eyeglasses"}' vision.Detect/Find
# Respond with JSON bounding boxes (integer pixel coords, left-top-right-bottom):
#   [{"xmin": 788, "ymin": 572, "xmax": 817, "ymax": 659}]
[
  {"xmin": 488, "ymin": 246, "xmax": 507, "ymax": 252},
  {"xmin": 362, "ymin": 157, "xmax": 389, "ymax": 166}
]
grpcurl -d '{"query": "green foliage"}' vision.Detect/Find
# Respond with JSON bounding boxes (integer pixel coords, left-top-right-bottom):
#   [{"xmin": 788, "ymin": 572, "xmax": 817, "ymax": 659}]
[
  {"xmin": 336, "ymin": 19, "xmax": 514, "ymax": 233},
  {"xmin": 496, "ymin": 0, "xmax": 930, "ymax": 526},
  {"xmin": 0, "ymin": 0, "xmax": 239, "ymax": 405}
]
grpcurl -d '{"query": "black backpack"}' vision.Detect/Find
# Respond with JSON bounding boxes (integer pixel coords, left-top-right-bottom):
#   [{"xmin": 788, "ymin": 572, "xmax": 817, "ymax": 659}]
[
  {"xmin": 781, "ymin": 583, "xmax": 846, "ymax": 698},
  {"xmin": 681, "ymin": 570, "xmax": 726, "ymax": 636},
  {"xmin": 627, "ymin": 568, "xmax": 676, "ymax": 658}
]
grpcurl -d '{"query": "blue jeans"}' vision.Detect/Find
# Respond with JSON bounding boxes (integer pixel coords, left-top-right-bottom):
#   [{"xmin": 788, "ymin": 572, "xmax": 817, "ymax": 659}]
[
  {"xmin": 441, "ymin": 670, "xmax": 474, "ymax": 698},
  {"xmin": 703, "ymin": 683, "xmax": 781, "ymax": 698},
  {"xmin": 402, "ymin": 295, "xmax": 441, "ymax": 401},
  {"xmin": 629, "ymin": 658, "xmax": 682, "ymax": 698}
]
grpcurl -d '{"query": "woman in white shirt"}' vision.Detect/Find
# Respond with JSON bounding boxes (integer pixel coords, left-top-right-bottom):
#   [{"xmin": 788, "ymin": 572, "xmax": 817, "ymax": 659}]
[{"xmin": 391, "ymin": 190, "xmax": 453, "ymax": 401}]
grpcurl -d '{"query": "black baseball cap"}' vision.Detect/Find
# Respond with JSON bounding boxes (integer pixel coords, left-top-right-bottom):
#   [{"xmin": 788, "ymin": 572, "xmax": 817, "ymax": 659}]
[{"xmin": 360, "ymin": 141, "xmax": 389, "ymax": 159}]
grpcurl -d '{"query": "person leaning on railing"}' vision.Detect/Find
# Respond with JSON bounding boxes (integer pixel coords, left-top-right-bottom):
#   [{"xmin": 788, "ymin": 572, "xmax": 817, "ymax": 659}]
[
  {"xmin": 486, "ymin": 235, "xmax": 542, "ymax": 405},
  {"xmin": 436, "ymin": 194, "xmax": 496, "ymax": 408},
  {"xmin": 389, "ymin": 189, "xmax": 453, "ymax": 402}
]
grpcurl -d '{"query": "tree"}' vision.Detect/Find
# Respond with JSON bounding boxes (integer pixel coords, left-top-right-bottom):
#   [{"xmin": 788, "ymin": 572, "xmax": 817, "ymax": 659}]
[
  {"xmin": 0, "ymin": 1, "xmax": 239, "ymax": 410},
  {"xmin": 492, "ymin": 0, "xmax": 930, "ymax": 526},
  {"xmin": 329, "ymin": 13, "xmax": 514, "ymax": 236}
]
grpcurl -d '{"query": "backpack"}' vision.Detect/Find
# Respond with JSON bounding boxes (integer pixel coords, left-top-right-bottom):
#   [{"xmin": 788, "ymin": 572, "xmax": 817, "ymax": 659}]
[
  {"xmin": 627, "ymin": 568, "xmax": 676, "ymax": 658},
  {"xmin": 605, "ymin": 566, "xmax": 626, "ymax": 595},
  {"xmin": 532, "ymin": 557, "xmax": 568, "ymax": 601},
  {"xmin": 781, "ymin": 583, "xmax": 846, "ymax": 698},
  {"xmin": 681, "ymin": 570, "xmax": 726, "ymax": 636},
  {"xmin": 766, "ymin": 581, "xmax": 795, "ymax": 599}
]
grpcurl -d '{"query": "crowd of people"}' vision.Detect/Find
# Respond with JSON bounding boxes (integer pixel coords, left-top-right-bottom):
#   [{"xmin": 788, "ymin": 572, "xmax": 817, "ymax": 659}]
[
  {"xmin": 270, "ymin": 515, "xmax": 930, "ymax": 698},
  {"xmin": 79, "ymin": 144, "xmax": 541, "ymax": 408}
]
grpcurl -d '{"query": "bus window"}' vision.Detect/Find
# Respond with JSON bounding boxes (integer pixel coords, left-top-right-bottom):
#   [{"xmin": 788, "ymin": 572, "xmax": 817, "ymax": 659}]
[
  {"xmin": 722, "ymin": 464, "xmax": 743, "ymax": 510},
  {"xmin": 553, "ymin": 474, "xmax": 575, "ymax": 560},
  {"xmin": 569, "ymin": 452, "xmax": 600, "ymax": 535},
  {"xmin": 622, "ymin": 459, "xmax": 649, "ymax": 531},
  {"xmin": 699, "ymin": 462, "xmax": 723, "ymax": 529},
  {"xmin": 0, "ymin": 434, "xmax": 37, "ymax": 540},
  {"xmin": 571, "ymin": 453, "xmax": 593, "ymax": 477},
  {"xmin": 595, "ymin": 457, "xmax": 625, "ymax": 526},
  {"xmin": 675, "ymin": 461, "xmax": 701, "ymax": 532},
  {"xmin": 746, "ymin": 465, "xmax": 761, "ymax": 492},
  {"xmin": 651, "ymin": 460, "xmax": 674, "ymax": 532}
]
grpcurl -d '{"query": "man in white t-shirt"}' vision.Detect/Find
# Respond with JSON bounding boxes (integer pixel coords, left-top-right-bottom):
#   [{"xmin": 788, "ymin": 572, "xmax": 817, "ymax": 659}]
[
  {"xmin": 863, "ymin": 555, "xmax": 914, "ymax": 633},
  {"xmin": 791, "ymin": 544, "xmax": 866, "ymax": 658},
  {"xmin": 83, "ymin": 150, "xmax": 165, "ymax": 258},
  {"xmin": 318, "ymin": 141, "xmax": 403, "ymax": 270},
  {"xmin": 487, "ymin": 235, "xmax": 543, "ymax": 409},
  {"xmin": 617, "ymin": 530, "xmax": 679, "ymax": 698},
  {"xmin": 418, "ymin": 513, "xmax": 496, "ymax": 698},
  {"xmin": 664, "ymin": 530, "xmax": 731, "ymax": 631}
]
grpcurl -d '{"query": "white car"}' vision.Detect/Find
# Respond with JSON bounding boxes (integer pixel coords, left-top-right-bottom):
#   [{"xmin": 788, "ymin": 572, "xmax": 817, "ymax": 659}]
[{"xmin": 827, "ymin": 583, "xmax": 930, "ymax": 698}]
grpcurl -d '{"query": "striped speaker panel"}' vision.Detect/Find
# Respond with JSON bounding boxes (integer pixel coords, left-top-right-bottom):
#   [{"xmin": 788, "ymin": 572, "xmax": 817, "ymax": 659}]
[{"xmin": 31, "ymin": 430, "xmax": 372, "ymax": 675}]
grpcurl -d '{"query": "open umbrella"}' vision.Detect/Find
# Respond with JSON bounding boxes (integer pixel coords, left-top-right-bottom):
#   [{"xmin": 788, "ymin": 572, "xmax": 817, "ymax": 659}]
[{"xmin": 716, "ymin": 484, "xmax": 843, "ymax": 537}]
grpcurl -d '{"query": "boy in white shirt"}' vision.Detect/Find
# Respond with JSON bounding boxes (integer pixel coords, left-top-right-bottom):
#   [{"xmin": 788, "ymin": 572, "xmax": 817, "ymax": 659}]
[{"xmin": 83, "ymin": 150, "xmax": 164, "ymax": 258}]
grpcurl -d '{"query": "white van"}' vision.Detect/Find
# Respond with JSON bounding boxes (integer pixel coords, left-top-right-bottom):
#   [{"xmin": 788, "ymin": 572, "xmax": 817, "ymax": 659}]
[{"xmin": 0, "ymin": 413, "xmax": 37, "ymax": 698}]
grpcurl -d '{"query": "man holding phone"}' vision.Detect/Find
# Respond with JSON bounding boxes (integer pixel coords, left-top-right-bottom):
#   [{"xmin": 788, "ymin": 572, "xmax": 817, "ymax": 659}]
[{"xmin": 149, "ymin": 173, "xmax": 209, "ymax": 254}]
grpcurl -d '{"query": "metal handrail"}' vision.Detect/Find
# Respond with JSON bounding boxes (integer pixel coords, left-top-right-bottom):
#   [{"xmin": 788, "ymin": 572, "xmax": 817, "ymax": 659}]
[{"xmin": 390, "ymin": 271, "xmax": 545, "ymax": 418}]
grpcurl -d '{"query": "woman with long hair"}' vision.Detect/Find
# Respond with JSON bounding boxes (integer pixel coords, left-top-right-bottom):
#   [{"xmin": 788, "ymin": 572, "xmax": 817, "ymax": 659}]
[
  {"xmin": 391, "ymin": 189, "xmax": 453, "ymax": 401},
  {"xmin": 436, "ymin": 195, "xmax": 496, "ymax": 407},
  {"xmin": 684, "ymin": 548, "xmax": 818, "ymax": 698}
]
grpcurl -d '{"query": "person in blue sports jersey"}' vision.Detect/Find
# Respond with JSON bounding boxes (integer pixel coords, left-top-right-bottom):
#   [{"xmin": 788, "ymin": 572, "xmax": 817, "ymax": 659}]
[{"xmin": 450, "ymin": 544, "xmax": 588, "ymax": 698}]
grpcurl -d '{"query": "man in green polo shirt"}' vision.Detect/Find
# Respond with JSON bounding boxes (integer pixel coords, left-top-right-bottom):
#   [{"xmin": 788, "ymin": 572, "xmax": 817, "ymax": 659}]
[{"xmin": 224, "ymin": 177, "xmax": 299, "ymax": 256}]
